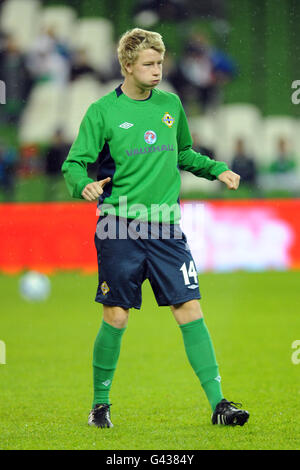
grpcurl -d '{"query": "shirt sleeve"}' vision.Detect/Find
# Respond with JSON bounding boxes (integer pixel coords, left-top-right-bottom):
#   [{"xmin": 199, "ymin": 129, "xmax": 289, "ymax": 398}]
[
  {"xmin": 176, "ymin": 97, "xmax": 229, "ymax": 180},
  {"xmin": 61, "ymin": 103, "xmax": 105, "ymax": 199}
]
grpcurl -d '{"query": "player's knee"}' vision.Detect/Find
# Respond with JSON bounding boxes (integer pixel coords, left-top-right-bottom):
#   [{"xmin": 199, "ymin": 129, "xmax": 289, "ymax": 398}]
[
  {"xmin": 103, "ymin": 305, "xmax": 129, "ymax": 329},
  {"xmin": 171, "ymin": 299, "xmax": 203, "ymax": 325}
]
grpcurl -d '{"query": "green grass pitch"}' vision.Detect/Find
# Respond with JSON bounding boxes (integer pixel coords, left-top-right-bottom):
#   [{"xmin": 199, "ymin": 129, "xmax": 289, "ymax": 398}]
[{"xmin": 0, "ymin": 270, "xmax": 299, "ymax": 450}]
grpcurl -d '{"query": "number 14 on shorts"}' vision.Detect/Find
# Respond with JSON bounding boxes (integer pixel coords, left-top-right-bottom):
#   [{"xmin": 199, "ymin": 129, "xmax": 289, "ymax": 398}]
[{"xmin": 180, "ymin": 261, "xmax": 198, "ymax": 286}]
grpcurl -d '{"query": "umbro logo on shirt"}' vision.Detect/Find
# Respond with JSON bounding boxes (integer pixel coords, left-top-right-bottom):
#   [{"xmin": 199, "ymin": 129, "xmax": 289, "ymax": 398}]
[{"xmin": 119, "ymin": 122, "xmax": 134, "ymax": 129}]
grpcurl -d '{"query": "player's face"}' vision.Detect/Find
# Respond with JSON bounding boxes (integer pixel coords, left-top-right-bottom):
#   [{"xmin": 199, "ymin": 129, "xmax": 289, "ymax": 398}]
[{"xmin": 127, "ymin": 48, "xmax": 163, "ymax": 89}]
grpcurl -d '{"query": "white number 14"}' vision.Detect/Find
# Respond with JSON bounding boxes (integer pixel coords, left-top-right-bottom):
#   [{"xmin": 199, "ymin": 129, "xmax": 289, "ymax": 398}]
[{"xmin": 180, "ymin": 261, "xmax": 198, "ymax": 285}]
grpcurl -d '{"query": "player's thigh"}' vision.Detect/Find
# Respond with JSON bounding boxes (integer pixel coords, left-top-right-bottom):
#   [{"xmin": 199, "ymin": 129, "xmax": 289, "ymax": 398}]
[
  {"xmin": 146, "ymin": 234, "xmax": 201, "ymax": 307},
  {"xmin": 94, "ymin": 232, "xmax": 146, "ymax": 310}
]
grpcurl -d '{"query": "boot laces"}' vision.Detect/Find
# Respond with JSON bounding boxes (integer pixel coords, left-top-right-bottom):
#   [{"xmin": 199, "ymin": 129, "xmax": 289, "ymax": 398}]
[{"xmin": 94, "ymin": 403, "xmax": 111, "ymax": 418}]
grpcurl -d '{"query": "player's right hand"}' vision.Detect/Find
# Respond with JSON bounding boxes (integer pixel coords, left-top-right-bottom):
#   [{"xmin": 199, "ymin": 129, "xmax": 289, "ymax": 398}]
[{"xmin": 81, "ymin": 177, "xmax": 111, "ymax": 201}]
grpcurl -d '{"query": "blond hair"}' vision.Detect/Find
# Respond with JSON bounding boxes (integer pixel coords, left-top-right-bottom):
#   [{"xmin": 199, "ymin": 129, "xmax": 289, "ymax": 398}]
[{"xmin": 117, "ymin": 28, "xmax": 165, "ymax": 77}]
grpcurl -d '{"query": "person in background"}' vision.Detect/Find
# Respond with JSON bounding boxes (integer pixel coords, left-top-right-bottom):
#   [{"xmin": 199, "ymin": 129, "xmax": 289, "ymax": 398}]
[
  {"xmin": 231, "ymin": 138, "xmax": 257, "ymax": 188},
  {"xmin": 269, "ymin": 137, "xmax": 297, "ymax": 174},
  {"xmin": 169, "ymin": 32, "xmax": 236, "ymax": 113},
  {"xmin": 0, "ymin": 34, "xmax": 32, "ymax": 124},
  {"xmin": 26, "ymin": 27, "xmax": 71, "ymax": 86},
  {"xmin": 191, "ymin": 132, "xmax": 215, "ymax": 160},
  {"xmin": 70, "ymin": 48, "xmax": 99, "ymax": 82},
  {"xmin": 0, "ymin": 141, "xmax": 18, "ymax": 200},
  {"xmin": 44, "ymin": 129, "xmax": 70, "ymax": 200}
]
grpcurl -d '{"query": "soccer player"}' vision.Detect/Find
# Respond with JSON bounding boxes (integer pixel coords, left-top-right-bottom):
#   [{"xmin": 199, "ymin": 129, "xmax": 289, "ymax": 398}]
[{"xmin": 62, "ymin": 28, "xmax": 249, "ymax": 428}]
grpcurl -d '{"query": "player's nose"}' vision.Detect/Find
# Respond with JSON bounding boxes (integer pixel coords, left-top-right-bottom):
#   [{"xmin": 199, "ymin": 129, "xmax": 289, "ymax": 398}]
[{"xmin": 153, "ymin": 64, "xmax": 161, "ymax": 75}]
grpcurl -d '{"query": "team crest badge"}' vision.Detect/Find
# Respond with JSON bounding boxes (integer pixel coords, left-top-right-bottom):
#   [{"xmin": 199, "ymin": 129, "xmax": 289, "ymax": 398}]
[
  {"xmin": 162, "ymin": 112, "xmax": 175, "ymax": 128},
  {"xmin": 101, "ymin": 281, "xmax": 110, "ymax": 295},
  {"xmin": 144, "ymin": 130, "xmax": 157, "ymax": 144}
]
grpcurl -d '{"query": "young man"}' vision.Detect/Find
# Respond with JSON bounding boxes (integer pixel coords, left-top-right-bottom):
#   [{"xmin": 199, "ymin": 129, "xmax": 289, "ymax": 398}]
[{"xmin": 62, "ymin": 28, "xmax": 249, "ymax": 428}]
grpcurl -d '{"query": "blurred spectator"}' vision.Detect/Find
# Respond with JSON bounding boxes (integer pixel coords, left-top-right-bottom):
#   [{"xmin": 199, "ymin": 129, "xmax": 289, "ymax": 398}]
[
  {"xmin": 106, "ymin": 47, "xmax": 123, "ymax": 82},
  {"xmin": 45, "ymin": 129, "xmax": 70, "ymax": 176},
  {"xmin": 134, "ymin": 0, "xmax": 186, "ymax": 24},
  {"xmin": 191, "ymin": 132, "xmax": 215, "ymax": 160},
  {"xmin": 0, "ymin": 29, "xmax": 6, "ymax": 59},
  {"xmin": 169, "ymin": 32, "xmax": 236, "ymax": 112},
  {"xmin": 268, "ymin": 137, "xmax": 297, "ymax": 174},
  {"xmin": 18, "ymin": 143, "xmax": 42, "ymax": 177},
  {"xmin": 231, "ymin": 138, "xmax": 257, "ymax": 187},
  {"xmin": 0, "ymin": 141, "xmax": 18, "ymax": 200},
  {"xmin": 44, "ymin": 129, "xmax": 70, "ymax": 200},
  {"xmin": 0, "ymin": 34, "xmax": 32, "ymax": 124},
  {"xmin": 159, "ymin": 51, "xmax": 178, "ymax": 86},
  {"xmin": 70, "ymin": 49, "xmax": 98, "ymax": 82},
  {"xmin": 170, "ymin": 33, "xmax": 215, "ymax": 111},
  {"xmin": 26, "ymin": 27, "xmax": 71, "ymax": 86}
]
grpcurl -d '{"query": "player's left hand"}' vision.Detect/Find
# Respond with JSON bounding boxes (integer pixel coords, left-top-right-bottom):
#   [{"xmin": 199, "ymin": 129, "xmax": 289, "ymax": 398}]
[{"xmin": 217, "ymin": 170, "xmax": 240, "ymax": 190}]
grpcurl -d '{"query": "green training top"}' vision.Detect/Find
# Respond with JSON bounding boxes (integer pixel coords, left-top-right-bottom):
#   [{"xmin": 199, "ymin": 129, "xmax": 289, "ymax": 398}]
[{"xmin": 62, "ymin": 85, "xmax": 229, "ymax": 223}]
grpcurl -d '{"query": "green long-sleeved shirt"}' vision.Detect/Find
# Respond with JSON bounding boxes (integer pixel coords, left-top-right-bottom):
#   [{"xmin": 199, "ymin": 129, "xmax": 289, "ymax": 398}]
[{"xmin": 62, "ymin": 85, "xmax": 229, "ymax": 223}]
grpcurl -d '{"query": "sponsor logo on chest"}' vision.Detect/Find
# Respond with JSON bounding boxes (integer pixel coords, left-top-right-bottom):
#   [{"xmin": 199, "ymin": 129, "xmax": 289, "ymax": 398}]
[
  {"xmin": 119, "ymin": 111, "xmax": 176, "ymax": 156},
  {"xmin": 144, "ymin": 130, "xmax": 157, "ymax": 144},
  {"xmin": 126, "ymin": 144, "xmax": 175, "ymax": 156}
]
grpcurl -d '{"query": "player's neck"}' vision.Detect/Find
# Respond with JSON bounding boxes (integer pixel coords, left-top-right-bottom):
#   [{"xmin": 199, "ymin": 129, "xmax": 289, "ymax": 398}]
[{"xmin": 121, "ymin": 79, "xmax": 152, "ymax": 101}]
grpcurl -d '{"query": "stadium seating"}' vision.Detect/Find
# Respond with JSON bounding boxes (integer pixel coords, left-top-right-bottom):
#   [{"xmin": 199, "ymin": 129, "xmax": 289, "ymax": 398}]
[
  {"xmin": 69, "ymin": 18, "xmax": 115, "ymax": 74},
  {"xmin": 19, "ymin": 81, "xmax": 65, "ymax": 144},
  {"xmin": 260, "ymin": 116, "xmax": 298, "ymax": 166},
  {"xmin": 0, "ymin": 0, "xmax": 41, "ymax": 51},
  {"xmin": 214, "ymin": 103, "xmax": 263, "ymax": 162},
  {"xmin": 157, "ymin": 81, "xmax": 177, "ymax": 94},
  {"xmin": 39, "ymin": 5, "xmax": 77, "ymax": 43},
  {"xmin": 61, "ymin": 76, "xmax": 105, "ymax": 143},
  {"xmin": 188, "ymin": 115, "xmax": 217, "ymax": 152},
  {"xmin": 180, "ymin": 170, "xmax": 221, "ymax": 194},
  {"xmin": 100, "ymin": 79, "xmax": 123, "ymax": 96}
]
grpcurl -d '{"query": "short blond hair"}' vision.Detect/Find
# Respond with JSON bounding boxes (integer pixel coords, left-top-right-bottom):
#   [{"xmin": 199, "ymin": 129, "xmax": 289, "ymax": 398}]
[{"xmin": 117, "ymin": 28, "xmax": 165, "ymax": 77}]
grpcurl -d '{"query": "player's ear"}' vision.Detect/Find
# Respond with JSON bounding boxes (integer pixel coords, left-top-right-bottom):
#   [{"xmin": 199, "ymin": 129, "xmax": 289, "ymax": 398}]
[{"xmin": 124, "ymin": 62, "xmax": 131, "ymax": 75}]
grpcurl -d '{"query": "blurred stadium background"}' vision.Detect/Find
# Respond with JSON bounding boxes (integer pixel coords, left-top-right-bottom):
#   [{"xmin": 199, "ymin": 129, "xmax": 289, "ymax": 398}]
[{"xmin": 0, "ymin": 0, "xmax": 300, "ymax": 451}]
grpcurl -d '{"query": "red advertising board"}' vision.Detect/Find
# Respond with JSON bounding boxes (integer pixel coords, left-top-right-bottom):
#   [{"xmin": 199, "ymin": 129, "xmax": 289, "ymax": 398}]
[{"xmin": 0, "ymin": 199, "xmax": 300, "ymax": 273}]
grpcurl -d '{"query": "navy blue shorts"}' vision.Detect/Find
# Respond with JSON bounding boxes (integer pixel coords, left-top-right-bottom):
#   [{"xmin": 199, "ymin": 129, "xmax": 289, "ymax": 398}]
[{"xmin": 94, "ymin": 216, "xmax": 201, "ymax": 310}]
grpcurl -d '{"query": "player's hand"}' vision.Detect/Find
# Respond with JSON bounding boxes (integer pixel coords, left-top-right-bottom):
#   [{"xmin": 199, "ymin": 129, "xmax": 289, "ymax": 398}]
[
  {"xmin": 217, "ymin": 170, "xmax": 240, "ymax": 190},
  {"xmin": 81, "ymin": 177, "xmax": 111, "ymax": 201}
]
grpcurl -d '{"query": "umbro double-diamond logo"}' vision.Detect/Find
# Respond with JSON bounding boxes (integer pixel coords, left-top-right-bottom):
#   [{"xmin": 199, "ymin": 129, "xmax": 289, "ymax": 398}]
[
  {"xmin": 119, "ymin": 122, "xmax": 134, "ymax": 129},
  {"xmin": 101, "ymin": 379, "xmax": 111, "ymax": 387}
]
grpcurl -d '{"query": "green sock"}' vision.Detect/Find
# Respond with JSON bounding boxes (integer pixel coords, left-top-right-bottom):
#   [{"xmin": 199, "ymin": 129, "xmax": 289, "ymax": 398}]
[
  {"xmin": 179, "ymin": 317, "xmax": 223, "ymax": 411},
  {"xmin": 92, "ymin": 320, "xmax": 126, "ymax": 407}
]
